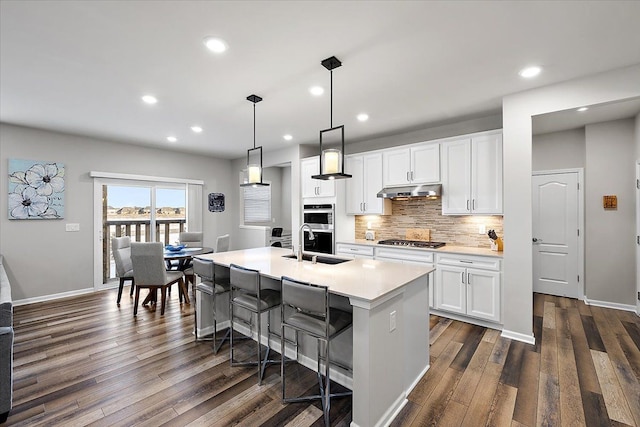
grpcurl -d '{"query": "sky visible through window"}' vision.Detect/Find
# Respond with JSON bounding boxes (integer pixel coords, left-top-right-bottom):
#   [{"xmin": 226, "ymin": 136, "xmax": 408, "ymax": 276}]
[{"xmin": 107, "ymin": 186, "xmax": 185, "ymax": 208}]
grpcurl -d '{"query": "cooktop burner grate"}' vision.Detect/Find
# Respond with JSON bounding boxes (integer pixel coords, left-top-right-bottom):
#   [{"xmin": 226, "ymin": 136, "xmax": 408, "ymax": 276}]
[{"xmin": 377, "ymin": 239, "xmax": 446, "ymax": 248}]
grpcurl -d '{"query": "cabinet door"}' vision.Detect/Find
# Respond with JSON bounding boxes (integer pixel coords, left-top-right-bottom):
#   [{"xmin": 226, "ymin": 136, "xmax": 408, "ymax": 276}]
[
  {"xmin": 411, "ymin": 143, "xmax": 440, "ymax": 184},
  {"xmin": 301, "ymin": 158, "xmax": 320, "ymax": 198},
  {"xmin": 362, "ymin": 152, "xmax": 385, "ymax": 214},
  {"xmin": 404, "ymin": 259, "xmax": 435, "ymax": 309},
  {"xmin": 318, "ymin": 175, "xmax": 335, "ymax": 197},
  {"xmin": 466, "ymin": 268, "xmax": 500, "ymax": 322},
  {"xmin": 442, "ymin": 138, "xmax": 471, "ymax": 214},
  {"xmin": 435, "ymin": 265, "xmax": 466, "ymax": 314},
  {"xmin": 382, "ymin": 148, "xmax": 410, "ymax": 186},
  {"xmin": 345, "ymin": 155, "xmax": 364, "ymax": 214},
  {"xmin": 471, "ymin": 134, "xmax": 503, "ymax": 214}
]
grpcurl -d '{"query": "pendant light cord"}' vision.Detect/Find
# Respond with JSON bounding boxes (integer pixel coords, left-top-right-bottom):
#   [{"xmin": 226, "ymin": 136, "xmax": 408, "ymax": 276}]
[
  {"xmin": 253, "ymin": 103, "xmax": 256, "ymax": 149},
  {"xmin": 330, "ymin": 69, "xmax": 333, "ymax": 128}
]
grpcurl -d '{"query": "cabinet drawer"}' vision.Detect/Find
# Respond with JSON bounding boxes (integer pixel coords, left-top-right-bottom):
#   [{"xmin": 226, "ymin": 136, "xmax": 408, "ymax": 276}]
[
  {"xmin": 336, "ymin": 244, "xmax": 374, "ymax": 258},
  {"xmin": 436, "ymin": 254, "xmax": 500, "ymax": 271},
  {"xmin": 375, "ymin": 247, "xmax": 434, "ymax": 263}
]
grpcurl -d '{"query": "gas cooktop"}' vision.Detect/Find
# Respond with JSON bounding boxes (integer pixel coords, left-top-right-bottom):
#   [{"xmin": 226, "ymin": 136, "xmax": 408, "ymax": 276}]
[{"xmin": 377, "ymin": 239, "xmax": 446, "ymax": 249}]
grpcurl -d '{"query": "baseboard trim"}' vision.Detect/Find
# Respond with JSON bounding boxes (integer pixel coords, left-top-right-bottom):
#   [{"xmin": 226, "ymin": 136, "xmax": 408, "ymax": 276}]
[
  {"xmin": 501, "ymin": 329, "xmax": 535, "ymax": 345},
  {"xmin": 13, "ymin": 288, "xmax": 95, "ymax": 306},
  {"xmin": 584, "ymin": 298, "xmax": 637, "ymax": 313}
]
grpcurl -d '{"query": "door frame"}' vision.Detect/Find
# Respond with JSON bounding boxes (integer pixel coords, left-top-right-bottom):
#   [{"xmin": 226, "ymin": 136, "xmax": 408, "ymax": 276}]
[
  {"xmin": 636, "ymin": 160, "xmax": 640, "ymax": 315},
  {"xmin": 532, "ymin": 168, "xmax": 585, "ymax": 299}
]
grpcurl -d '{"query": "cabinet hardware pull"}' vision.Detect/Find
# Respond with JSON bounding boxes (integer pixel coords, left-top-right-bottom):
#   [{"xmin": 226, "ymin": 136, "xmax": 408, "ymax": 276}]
[
  {"xmin": 411, "ymin": 171, "xmax": 414, "ymax": 181},
  {"xmin": 406, "ymin": 171, "xmax": 410, "ymax": 182},
  {"xmin": 363, "ymin": 202, "xmax": 366, "ymax": 211},
  {"xmin": 467, "ymin": 273, "xmax": 471, "ymax": 284},
  {"xmin": 466, "ymin": 199, "xmax": 470, "ymax": 211},
  {"xmin": 460, "ymin": 260, "xmax": 472, "ymax": 263},
  {"xmin": 461, "ymin": 272, "xmax": 465, "ymax": 284},
  {"xmin": 472, "ymin": 199, "xmax": 476, "ymax": 210}
]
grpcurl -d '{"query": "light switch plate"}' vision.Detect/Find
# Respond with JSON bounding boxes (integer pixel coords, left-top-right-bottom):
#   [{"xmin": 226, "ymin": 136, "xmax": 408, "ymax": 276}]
[
  {"xmin": 479, "ymin": 224, "xmax": 486, "ymax": 234},
  {"xmin": 389, "ymin": 310, "xmax": 396, "ymax": 332},
  {"xmin": 65, "ymin": 223, "xmax": 80, "ymax": 232}
]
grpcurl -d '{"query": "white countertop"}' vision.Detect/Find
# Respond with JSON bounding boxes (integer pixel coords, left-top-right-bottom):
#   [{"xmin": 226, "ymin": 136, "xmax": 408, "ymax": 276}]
[
  {"xmin": 338, "ymin": 239, "xmax": 503, "ymax": 258},
  {"xmin": 196, "ymin": 246, "xmax": 433, "ymax": 303}
]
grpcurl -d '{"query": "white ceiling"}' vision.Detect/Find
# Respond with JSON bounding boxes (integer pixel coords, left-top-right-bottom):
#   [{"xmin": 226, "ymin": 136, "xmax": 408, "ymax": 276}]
[{"xmin": 2, "ymin": 1, "xmax": 640, "ymax": 159}]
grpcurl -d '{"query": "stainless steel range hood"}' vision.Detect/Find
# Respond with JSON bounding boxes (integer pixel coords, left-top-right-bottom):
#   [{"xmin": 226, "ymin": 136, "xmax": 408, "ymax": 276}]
[{"xmin": 377, "ymin": 184, "xmax": 442, "ymax": 199}]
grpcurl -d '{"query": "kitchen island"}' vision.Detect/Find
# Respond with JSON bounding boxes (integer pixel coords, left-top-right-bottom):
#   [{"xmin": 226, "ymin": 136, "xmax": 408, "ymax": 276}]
[{"xmin": 196, "ymin": 246, "xmax": 433, "ymax": 427}]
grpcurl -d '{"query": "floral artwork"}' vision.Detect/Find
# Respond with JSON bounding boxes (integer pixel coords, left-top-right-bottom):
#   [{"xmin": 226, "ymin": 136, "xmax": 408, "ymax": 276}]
[{"xmin": 8, "ymin": 159, "xmax": 65, "ymax": 219}]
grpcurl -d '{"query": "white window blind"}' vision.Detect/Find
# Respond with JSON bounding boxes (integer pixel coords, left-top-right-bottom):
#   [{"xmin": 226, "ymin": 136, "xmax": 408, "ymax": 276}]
[{"xmin": 243, "ymin": 185, "xmax": 271, "ymax": 223}]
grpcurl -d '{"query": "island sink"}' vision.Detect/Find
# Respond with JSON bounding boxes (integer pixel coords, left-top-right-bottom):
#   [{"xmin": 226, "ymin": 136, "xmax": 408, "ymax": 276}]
[{"xmin": 281, "ymin": 254, "xmax": 352, "ymax": 265}]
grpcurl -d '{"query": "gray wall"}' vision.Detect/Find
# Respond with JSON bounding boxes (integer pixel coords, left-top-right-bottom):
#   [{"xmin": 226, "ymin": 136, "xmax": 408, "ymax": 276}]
[
  {"xmin": 585, "ymin": 119, "xmax": 636, "ymax": 304},
  {"xmin": 532, "ymin": 129, "xmax": 585, "ymax": 170},
  {"xmin": 280, "ymin": 166, "xmax": 292, "ymax": 231},
  {"xmin": 0, "ymin": 123, "xmax": 234, "ymax": 301}
]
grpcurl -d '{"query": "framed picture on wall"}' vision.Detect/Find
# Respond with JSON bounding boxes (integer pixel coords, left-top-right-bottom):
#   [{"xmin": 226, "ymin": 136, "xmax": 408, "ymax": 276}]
[
  {"xmin": 208, "ymin": 193, "xmax": 225, "ymax": 212},
  {"xmin": 7, "ymin": 158, "xmax": 65, "ymax": 219}
]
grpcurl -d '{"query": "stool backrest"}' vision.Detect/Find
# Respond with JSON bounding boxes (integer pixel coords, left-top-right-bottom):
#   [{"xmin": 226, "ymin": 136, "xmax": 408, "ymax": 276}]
[
  {"xmin": 179, "ymin": 232, "xmax": 203, "ymax": 247},
  {"xmin": 216, "ymin": 234, "xmax": 230, "ymax": 252},
  {"xmin": 131, "ymin": 242, "xmax": 167, "ymax": 286},
  {"xmin": 230, "ymin": 264, "xmax": 260, "ymax": 294},
  {"xmin": 193, "ymin": 258, "xmax": 214, "ymax": 281},
  {"xmin": 281, "ymin": 277, "xmax": 328, "ymax": 318}
]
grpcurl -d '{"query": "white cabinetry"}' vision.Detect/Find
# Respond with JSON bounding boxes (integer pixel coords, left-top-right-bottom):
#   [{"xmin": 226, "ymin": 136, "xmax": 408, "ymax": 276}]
[
  {"xmin": 382, "ymin": 143, "xmax": 440, "ymax": 186},
  {"xmin": 435, "ymin": 254, "xmax": 501, "ymax": 322},
  {"xmin": 375, "ymin": 247, "xmax": 435, "ymax": 309},
  {"xmin": 441, "ymin": 132, "xmax": 502, "ymax": 215},
  {"xmin": 336, "ymin": 243, "xmax": 374, "ymax": 259},
  {"xmin": 345, "ymin": 153, "xmax": 391, "ymax": 215},
  {"xmin": 301, "ymin": 157, "xmax": 335, "ymax": 198}
]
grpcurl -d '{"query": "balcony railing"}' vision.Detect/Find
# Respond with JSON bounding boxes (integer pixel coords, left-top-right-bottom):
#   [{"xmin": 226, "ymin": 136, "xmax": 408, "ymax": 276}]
[{"xmin": 103, "ymin": 218, "xmax": 186, "ymax": 282}]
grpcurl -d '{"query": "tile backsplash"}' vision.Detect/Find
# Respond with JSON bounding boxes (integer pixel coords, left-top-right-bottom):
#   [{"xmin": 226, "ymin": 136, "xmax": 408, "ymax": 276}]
[{"xmin": 354, "ymin": 198, "xmax": 504, "ymax": 248}]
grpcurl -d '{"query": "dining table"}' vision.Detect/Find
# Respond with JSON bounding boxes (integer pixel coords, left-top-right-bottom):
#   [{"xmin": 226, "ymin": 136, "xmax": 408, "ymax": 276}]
[{"xmin": 141, "ymin": 246, "xmax": 214, "ymax": 306}]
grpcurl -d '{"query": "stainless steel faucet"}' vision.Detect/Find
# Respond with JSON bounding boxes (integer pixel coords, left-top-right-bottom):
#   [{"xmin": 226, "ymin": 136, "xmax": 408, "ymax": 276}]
[{"xmin": 298, "ymin": 223, "xmax": 315, "ymax": 262}]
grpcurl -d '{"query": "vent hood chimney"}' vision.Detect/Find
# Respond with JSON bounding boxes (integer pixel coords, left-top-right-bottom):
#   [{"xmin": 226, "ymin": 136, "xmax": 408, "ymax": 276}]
[{"xmin": 377, "ymin": 184, "xmax": 442, "ymax": 199}]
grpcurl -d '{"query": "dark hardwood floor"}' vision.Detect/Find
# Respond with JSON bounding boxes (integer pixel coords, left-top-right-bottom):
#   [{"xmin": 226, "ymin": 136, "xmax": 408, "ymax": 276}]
[{"xmin": 5, "ymin": 289, "xmax": 640, "ymax": 426}]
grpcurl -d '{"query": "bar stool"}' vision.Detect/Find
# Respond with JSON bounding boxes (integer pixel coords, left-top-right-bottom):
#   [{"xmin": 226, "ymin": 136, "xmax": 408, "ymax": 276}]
[
  {"xmin": 193, "ymin": 258, "xmax": 231, "ymax": 353},
  {"xmin": 280, "ymin": 276, "xmax": 353, "ymax": 427},
  {"xmin": 229, "ymin": 264, "xmax": 281, "ymax": 385}
]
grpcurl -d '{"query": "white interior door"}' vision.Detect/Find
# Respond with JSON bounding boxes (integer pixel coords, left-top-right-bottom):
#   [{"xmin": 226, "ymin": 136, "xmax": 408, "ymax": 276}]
[{"xmin": 532, "ymin": 171, "xmax": 580, "ymax": 298}]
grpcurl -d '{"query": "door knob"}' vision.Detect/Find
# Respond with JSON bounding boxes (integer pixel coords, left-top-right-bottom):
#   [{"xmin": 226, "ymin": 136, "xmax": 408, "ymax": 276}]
[{"xmin": 532, "ymin": 238, "xmax": 542, "ymax": 242}]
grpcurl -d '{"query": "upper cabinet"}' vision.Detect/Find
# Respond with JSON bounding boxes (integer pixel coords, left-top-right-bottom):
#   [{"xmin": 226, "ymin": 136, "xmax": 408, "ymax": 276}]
[
  {"xmin": 441, "ymin": 132, "xmax": 503, "ymax": 215},
  {"xmin": 301, "ymin": 157, "xmax": 335, "ymax": 198},
  {"xmin": 345, "ymin": 152, "xmax": 391, "ymax": 215},
  {"xmin": 382, "ymin": 143, "xmax": 440, "ymax": 186}
]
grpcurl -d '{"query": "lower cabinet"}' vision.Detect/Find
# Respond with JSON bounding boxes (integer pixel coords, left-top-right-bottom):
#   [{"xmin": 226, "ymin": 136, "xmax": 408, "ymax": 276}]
[
  {"xmin": 435, "ymin": 254, "xmax": 501, "ymax": 323},
  {"xmin": 375, "ymin": 247, "xmax": 435, "ymax": 309},
  {"xmin": 336, "ymin": 243, "xmax": 374, "ymax": 259}
]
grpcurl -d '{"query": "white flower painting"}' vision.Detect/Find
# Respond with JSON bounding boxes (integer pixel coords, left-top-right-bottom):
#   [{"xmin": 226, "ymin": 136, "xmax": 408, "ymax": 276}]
[{"xmin": 8, "ymin": 159, "xmax": 65, "ymax": 219}]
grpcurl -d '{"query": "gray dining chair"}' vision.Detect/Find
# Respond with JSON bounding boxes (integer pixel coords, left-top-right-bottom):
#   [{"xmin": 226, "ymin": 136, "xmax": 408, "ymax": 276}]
[
  {"xmin": 179, "ymin": 231, "xmax": 204, "ymax": 288},
  {"xmin": 112, "ymin": 236, "xmax": 134, "ymax": 305},
  {"xmin": 131, "ymin": 242, "xmax": 186, "ymax": 316}
]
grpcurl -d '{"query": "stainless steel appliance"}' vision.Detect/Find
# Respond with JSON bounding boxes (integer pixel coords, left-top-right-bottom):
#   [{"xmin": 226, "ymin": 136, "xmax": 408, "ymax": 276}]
[
  {"xmin": 302, "ymin": 204, "xmax": 334, "ymax": 254},
  {"xmin": 377, "ymin": 239, "xmax": 446, "ymax": 249}
]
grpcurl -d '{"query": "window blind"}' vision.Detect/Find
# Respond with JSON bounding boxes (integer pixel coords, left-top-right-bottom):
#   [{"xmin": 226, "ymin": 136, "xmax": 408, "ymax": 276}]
[{"xmin": 243, "ymin": 185, "xmax": 271, "ymax": 223}]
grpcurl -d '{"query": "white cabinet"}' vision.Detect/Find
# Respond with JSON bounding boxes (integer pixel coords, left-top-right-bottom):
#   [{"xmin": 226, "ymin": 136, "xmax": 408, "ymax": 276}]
[
  {"xmin": 435, "ymin": 254, "xmax": 501, "ymax": 322},
  {"xmin": 345, "ymin": 153, "xmax": 391, "ymax": 215},
  {"xmin": 375, "ymin": 247, "xmax": 435, "ymax": 309},
  {"xmin": 301, "ymin": 157, "xmax": 335, "ymax": 198},
  {"xmin": 382, "ymin": 143, "xmax": 440, "ymax": 187},
  {"xmin": 441, "ymin": 132, "xmax": 502, "ymax": 215},
  {"xmin": 336, "ymin": 243, "xmax": 374, "ymax": 259}
]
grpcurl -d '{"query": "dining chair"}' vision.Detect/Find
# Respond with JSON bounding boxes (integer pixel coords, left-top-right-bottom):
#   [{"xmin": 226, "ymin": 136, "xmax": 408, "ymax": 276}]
[
  {"xmin": 131, "ymin": 242, "xmax": 186, "ymax": 316},
  {"xmin": 193, "ymin": 258, "xmax": 231, "ymax": 353},
  {"xmin": 111, "ymin": 236, "xmax": 134, "ymax": 305},
  {"xmin": 280, "ymin": 276, "xmax": 353, "ymax": 427},
  {"xmin": 215, "ymin": 234, "xmax": 230, "ymax": 252},
  {"xmin": 179, "ymin": 231, "xmax": 203, "ymax": 288}
]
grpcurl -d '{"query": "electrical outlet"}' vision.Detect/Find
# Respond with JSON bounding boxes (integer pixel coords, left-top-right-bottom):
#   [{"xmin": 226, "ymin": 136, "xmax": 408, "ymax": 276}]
[
  {"xmin": 479, "ymin": 224, "xmax": 486, "ymax": 234},
  {"xmin": 389, "ymin": 310, "xmax": 396, "ymax": 332},
  {"xmin": 65, "ymin": 223, "xmax": 80, "ymax": 232}
]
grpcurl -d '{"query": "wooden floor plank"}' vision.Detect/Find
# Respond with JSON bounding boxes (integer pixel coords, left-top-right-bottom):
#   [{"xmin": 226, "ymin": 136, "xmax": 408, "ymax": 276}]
[
  {"xmin": 591, "ymin": 350, "xmax": 635, "ymax": 426},
  {"xmin": 486, "ymin": 383, "xmax": 518, "ymax": 427},
  {"xmin": 556, "ymin": 307, "xmax": 586, "ymax": 426}
]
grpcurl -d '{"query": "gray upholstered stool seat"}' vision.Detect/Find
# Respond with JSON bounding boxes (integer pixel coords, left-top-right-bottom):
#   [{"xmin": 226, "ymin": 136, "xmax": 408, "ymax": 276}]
[
  {"xmin": 232, "ymin": 290, "xmax": 280, "ymax": 312},
  {"xmin": 193, "ymin": 257, "xmax": 231, "ymax": 353},
  {"xmin": 285, "ymin": 308, "xmax": 351, "ymax": 338}
]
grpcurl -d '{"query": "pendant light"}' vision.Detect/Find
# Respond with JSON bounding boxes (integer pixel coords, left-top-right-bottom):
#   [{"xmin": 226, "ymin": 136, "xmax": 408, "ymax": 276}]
[
  {"xmin": 240, "ymin": 94, "xmax": 269, "ymax": 187},
  {"xmin": 311, "ymin": 56, "xmax": 352, "ymax": 180}
]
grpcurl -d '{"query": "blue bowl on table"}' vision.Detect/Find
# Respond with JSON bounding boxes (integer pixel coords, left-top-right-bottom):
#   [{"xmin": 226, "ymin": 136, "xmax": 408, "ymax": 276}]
[{"xmin": 165, "ymin": 244, "xmax": 185, "ymax": 252}]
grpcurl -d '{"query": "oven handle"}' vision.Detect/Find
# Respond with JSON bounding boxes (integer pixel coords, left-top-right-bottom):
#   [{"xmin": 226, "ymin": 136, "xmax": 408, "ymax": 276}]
[{"xmin": 303, "ymin": 209, "xmax": 334, "ymax": 214}]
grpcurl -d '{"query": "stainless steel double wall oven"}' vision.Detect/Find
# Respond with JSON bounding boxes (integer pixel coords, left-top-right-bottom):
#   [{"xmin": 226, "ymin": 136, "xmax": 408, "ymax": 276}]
[{"xmin": 302, "ymin": 204, "xmax": 334, "ymax": 254}]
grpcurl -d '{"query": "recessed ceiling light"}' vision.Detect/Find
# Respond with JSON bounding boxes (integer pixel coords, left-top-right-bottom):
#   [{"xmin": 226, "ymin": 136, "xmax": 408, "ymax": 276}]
[
  {"xmin": 577, "ymin": 107, "xmax": 589, "ymax": 112},
  {"xmin": 357, "ymin": 113, "xmax": 369, "ymax": 122},
  {"xmin": 203, "ymin": 37, "xmax": 227, "ymax": 53},
  {"xmin": 167, "ymin": 136, "xmax": 177, "ymax": 143},
  {"xmin": 141, "ymin": 95, "xmax": 158, "ymax": 104},
  {"xmin": 309, "ymin": 86, "xmax": 324, "ymax": 96},
  {"xmin": 191, "ymin": 126, "xmax": 203, "ymax": 133},
  {"xmin": 283, "ymin": 134, "xmax": 293, "ymax": 141},
  {"xmin": 518, "ymin": 66, "xmax": 542, "ymax": 78}
]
